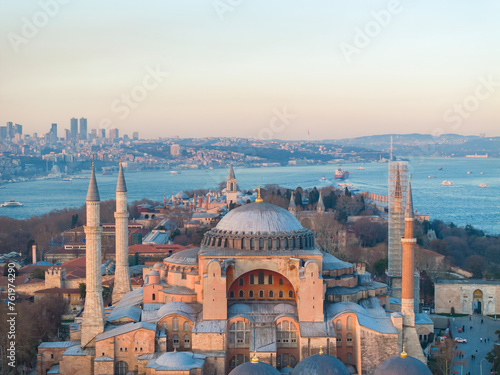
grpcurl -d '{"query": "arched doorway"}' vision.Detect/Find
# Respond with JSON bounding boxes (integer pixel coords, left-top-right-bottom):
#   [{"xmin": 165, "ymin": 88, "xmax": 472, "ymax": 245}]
[{"xmin": 473, "ymin": 289, "xmax": 483, "ymax": 314}]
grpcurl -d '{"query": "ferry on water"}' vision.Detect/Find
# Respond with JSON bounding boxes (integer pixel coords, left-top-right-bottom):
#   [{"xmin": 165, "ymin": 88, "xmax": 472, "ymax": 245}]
[
  {"xmin": 441, "ymin": 180, "xmax": 452, "ymax": 186},
  {"xmin": 334, "ymin": 168, "xmax": 349, "ymax": 180},
  {"xmin": 1, "ymin": 199, "xmax": 24, "ymax": 207}
]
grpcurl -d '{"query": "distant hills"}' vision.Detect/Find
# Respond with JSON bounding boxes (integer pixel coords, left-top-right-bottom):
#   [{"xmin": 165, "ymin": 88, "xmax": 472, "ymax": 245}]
[{"xmin": 322, "ymin": 134, "xmax": 500, "ymax": 158}]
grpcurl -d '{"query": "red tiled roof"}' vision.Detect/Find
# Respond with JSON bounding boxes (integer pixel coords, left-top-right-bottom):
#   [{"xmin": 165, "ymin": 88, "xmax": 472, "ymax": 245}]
[
  {"xmin": 34, "ymin": 287, "xmax": 80, "ymax": 294},
  {"xmin": 128, "ymin": 244, "xmax": 190, "ymax": 255},
  {"xmin": 17, "ymin": 265, "xmax": 53, "ymax": 276}
]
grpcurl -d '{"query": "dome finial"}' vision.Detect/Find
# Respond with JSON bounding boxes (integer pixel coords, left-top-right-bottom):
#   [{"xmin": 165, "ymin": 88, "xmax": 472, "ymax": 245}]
[
  {"xmin": 319, "ymin": 345, "xmax": 324, "ymax": 355},
  {"xmin": 251, "ymin": 350, "xmax": 259, "ymax": 363},
  {"xmin": 400, "ymin": 343, "xmax": 407, "ymax": 358},
  {"xmin": 255, "ymin": 185, "xmax": 263, "ymax": 203}
]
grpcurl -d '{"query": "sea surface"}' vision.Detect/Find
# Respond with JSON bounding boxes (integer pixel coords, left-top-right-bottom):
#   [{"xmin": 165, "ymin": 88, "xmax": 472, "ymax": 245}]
[{"xmin": 0, "ymin": 157, "xmax": 499, "ymax": 234}]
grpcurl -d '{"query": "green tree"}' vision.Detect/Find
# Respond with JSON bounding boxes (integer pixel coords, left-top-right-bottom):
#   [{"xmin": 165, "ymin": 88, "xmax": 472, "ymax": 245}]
[
  {"xmin": 30, "ymin": 268, "xmax": 46, "ymax": 280},
  {"xmin": 373, "ymin": 258, "xmax": 388, "ymax": 276},
  {"xmin": 79, "ymin": 282, "xmax": 86, "ymax": 300}
]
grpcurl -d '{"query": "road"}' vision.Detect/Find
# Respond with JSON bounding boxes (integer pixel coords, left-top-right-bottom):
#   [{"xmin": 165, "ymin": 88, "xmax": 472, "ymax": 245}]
[{"xmin": 449, "ymin": 313, "xmax": 500, "ymax": 375}]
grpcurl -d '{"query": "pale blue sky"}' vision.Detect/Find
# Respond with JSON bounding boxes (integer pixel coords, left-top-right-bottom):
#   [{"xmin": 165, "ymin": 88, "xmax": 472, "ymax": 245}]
[{"xmin": 1, "ymin": 0, "xmax": 499, "ymax": 139}]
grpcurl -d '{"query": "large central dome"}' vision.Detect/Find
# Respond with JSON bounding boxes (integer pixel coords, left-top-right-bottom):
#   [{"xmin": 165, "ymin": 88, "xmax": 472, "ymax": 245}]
[
  {"xmin": 216, "ymin": 202, "xmax": 303, "ymax": 233},
  {"xmin": 201, "ymin": 202, "xmax": 315, "ymax": 252}
]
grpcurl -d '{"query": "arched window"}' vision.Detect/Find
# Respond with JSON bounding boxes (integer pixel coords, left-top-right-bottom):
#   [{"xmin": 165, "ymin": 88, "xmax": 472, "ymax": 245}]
[
  {"xmin": 346, "ymin": 333, "xmax": 353, "ymax": 347},
  {"xmin": 259, "ymin": 238, "xmax": 263, "ymax": 250},
  {"xmin": 173, "ymin": 334, "xmax": 179, "ymax": 348},
  {"xmin": 277, "ymin": 354, "xmax": 297, "ymax": 370},
  {"xmin": 239, "ymin": 278, "xmax": 244, "ymax": 286},
  {"xmin": 288, "ymin": 290, "xmax": 294, "ymax": 298},
  {"xmin": 217, "ymin": 238, "xmax": 222, "ymax": 247},
  {"xmin": 241, "ymin": 238, "xmax": 245, "ymax": 249},
  {"xmin": 172, "ymin": 317, "xmax": 179, "ymax": 331},
  {"xmin": 184, "ymin": 334, "xmax": 190, "ymax": 348},
  {"xmin": 269, "ymin": 290, "xmax": 274, "ymax": 298},
  {"xmin": 229, "ymin": 354, "xmax": 249, "ymax": 368},
  {"xmin": 346, "ymin": 352, "xmax": 353, "ymax": 365},
  {"xmin": 258, "ymin": 271, "xmax": 264, "ymax": 284},
  {"xmin": 336, "ymin": 335, "xmax": 342, "ymax": 347},
  {"xmin": 229, "ymin": 290, "xmax": 235, "ymax": 298},
  {"xmin": 183, "ymin": 321, "xmax": 190, "ymax": 331},
  {"xmin": 279, "ymin": 291, "xmax": 284, "ymax": 298},
  {"xmin": 279, "ymin": 278, "xmax": 283, "ymax": 285},
  {"xmin": 229, "ymin": 321, "xmax": 251, "ymax": 348},
  {"xmin": 285, "ymin": 238, "xmax": 289, "ymax": 249},
  {"xmin": 115, "ymin": 361, "xmax": 128, "ymax": 375},
  {"xmin": 249, "ymin": 290, "xmax": 254, "ymax": 298},
  {"xmin": 277, "ymin": 238, "xmax": 280, "ymax": 249},
  {"xmin": 239, "ymin": 290, "xmax": 244, "ymax": 298},
  {"xmin": 268, "ymin": 238, "xmax": 272, "ymax": 249},
  {"xmin": 268, "ymin": 274, "xmax": 273, "ymax": 284},
  {"xmin": 249, "ymin": 274, "xmax": 255, "ymax": 285},
  {"xmin": 347, "ymin": 316, "xmax": 353, "ymax": 330},
  {"xmin": 336, "ymin": 320, "xmax": 342, "ymax": 331},
  {"xmin": 250, "ymin": 238, "xmax": 254, "ymax": 250},
  {"xmin": 172, "ymin": 297, "xmax": 176, "ymax": 302},
  {"xmin": 152, "ymin": 293, "xmax": 156, "ymax": 301},
  {"xmin": 230, "ymin": 182, "xmax": 234, "ymax": 191},
  {"xmin": 259, "ymin": 290, "xmax": 264, "ymax": 298},
  {"xmin": 277, "ymin": 320, "xmax": 298, "ymax": 348}
]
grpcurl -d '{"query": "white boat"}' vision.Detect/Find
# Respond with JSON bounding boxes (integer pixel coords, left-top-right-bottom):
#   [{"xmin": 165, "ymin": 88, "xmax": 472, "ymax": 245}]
[
  {"xmin": 1, "ymin": 199, "xmax": 23, "ymax": 207},
  {"xmin": 321, "ymin": 176, "xmax": 326, "ymax": 181},
  {"xmin": 478, "ymin": 184, "xmax": 489, "ymax": 188},
  {"xmin": 467, "ymin": 171, "xmax": 472, "ymax": 174},
  {"xmin": 441, "ymin": 180, "xmax": 452, "ymax": 186},
  {"xmin": 62, "ymin": 177, "xmax": 73, "ymax": 181},
  {"xmin": 357, "ymin": 167, "xmax": 364, "ymax": 170}
]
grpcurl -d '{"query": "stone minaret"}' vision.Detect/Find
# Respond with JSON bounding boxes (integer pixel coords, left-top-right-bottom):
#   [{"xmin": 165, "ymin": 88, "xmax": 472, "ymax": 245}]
[
  {"xmin": 112, "ymin": 160, "xmax": 131, "ymax": 304},
  {"xmin": 226, "ymin": 163, "xmax": 237, "ymax": 205},
  {"xmin": 288, "ymin": 191, "xmax": 296, "ymax": 215},
  {"xmin": 81, "ymin": 163, "xmax": 105, "ymax": 348},
  {"xmin": 401, "ymin": 175, "xmax": 426, "ymax": 363},
  {"xmin": 401, "ymin": 175, "xmax": 416, "ymax": 327},
  {"xmin": 316, "ymin": 191, "xmax": 325, "ymax": 213}
]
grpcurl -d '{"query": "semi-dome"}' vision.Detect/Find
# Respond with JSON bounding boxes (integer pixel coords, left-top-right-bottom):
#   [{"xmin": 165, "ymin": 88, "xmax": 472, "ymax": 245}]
[
  {"xmin": 229, "ymin": 360, "xmax": 281, "ymax": 375},
  {"xmin": 373, "ymin": 352, "xmax": 431, "ymax": 375},
  {"xmin": 202, "ymin": 202, "xmax": 315, "ymax": 251},
  {"xmin": 157, "ymin": 301, "xmax": 196, "ymax": 319},
  {"xmin": 150, "ymin": 351, "xmax": 205, "ymax": 370},
  {"xmin": 291, "ymin": 353, "xmax": 350, "ymax": 375}
]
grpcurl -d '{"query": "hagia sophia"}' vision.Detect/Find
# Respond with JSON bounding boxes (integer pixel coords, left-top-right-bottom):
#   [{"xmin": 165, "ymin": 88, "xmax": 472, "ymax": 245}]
[{"xmin": 36, "ymin": 163, "xmax": 432, "ymax": 375}]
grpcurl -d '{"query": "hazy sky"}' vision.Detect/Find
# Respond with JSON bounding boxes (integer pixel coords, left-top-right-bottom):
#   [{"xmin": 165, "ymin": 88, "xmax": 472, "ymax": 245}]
[{"xmin": 1, "ymin": 0, "xmax": 499, "ymax": 140}]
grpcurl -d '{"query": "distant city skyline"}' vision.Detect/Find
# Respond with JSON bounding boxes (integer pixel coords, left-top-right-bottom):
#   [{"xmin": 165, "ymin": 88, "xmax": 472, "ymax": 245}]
[{"xmin": 1, "ymin": 1, "xmax": 499, "ymax": 139}]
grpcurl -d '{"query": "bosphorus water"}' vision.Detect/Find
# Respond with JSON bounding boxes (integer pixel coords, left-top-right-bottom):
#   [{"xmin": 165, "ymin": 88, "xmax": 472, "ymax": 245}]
[{"xmin": 1, "ymin": 157, "xmax": 499, "ymax": 234}]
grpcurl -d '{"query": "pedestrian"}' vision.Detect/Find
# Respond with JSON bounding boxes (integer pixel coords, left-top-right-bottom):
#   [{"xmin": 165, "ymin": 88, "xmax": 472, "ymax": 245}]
[
  {"xmin": 481, "ymin": 337, "xmax": 483, "ymax": 342},
  {"xmin": 463, "ymin": 325, "xmax": 465, "ymax": 331},
  {"xmin": 482, "ymin": 318, "xmax": 484, "ymax": 324}
]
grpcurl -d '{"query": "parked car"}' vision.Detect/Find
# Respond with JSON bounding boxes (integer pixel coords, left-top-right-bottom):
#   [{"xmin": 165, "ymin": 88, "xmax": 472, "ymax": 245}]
[{"xmin": 454, "ymin": 337, "xmax": 467, "ymax": 343}]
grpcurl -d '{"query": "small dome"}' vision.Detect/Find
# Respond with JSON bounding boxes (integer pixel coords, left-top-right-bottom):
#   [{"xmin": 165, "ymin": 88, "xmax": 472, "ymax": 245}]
[
  {"xmin": 291, "ymin": 353, "xmax": 350, "ymax": 375},
  {"xmin": 148, "ymin": 270, "xmax": 160, "ymax": 276},
  {"xmin": 374, "ymin": 353, "xmax": 431, "ymax": 375},
  {"xmin": 229, "ymin": 361, "xmax": 280, "ymax": 375},
  {"xmin": 153, "ymin": 262, "xmax": 163, "ymax": 269},
  {"xmin": 175, "ymin": 191, "xmax": 189, "ymax": 200},
  {"xmin": 157, "ymin": 301, "xmax": 196, "ymax": 318},
  {"xmin": 155, "ymin": 351, "xmax": 195, "ymax": 368}
]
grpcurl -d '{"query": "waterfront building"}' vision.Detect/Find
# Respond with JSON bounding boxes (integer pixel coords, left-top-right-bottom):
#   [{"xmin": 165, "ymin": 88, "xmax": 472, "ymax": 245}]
[
  {"xmin": 170, "ymin": 143, "xmax": 180, "ymax": 157},
  {"xmin": 36, "ymin": 167, "xmax": 430, "ymax": 375}
]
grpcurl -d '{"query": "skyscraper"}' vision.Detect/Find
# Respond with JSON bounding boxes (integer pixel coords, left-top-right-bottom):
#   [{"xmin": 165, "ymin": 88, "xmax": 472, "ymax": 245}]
[
  {"xmin": 0, "ymin": 126, "xmax": 7, "ymax": 140},
  {"xmin": 7, "ymin": 122, "xmax": 14, "ymax": 139},
  {"xmin": 100, "ymin": 128, "xmax": 106, "ymax": 138},
  {"xmin": 109, "ymin": 128, "xmax": 119, "ymax": 139},
  {"xmin": 15, "ymin": 124, "xmax": 22, "ymax": 136},
  {"xmin": 65, "ymin": 129, "xmax": 71, "ymax": 140},
  {"xmin": 79, "ymin": 117, "xmax": 87, "ymax": 140},
  {"xmin": 50, "ymin": 123, "xmax": 57, "ymax": 143},
  {"xmin": 132, "ymin": 131, "xmax": 139, "ymax": 140},
  {"xmin": 70, "ymin": 118, "xmax": 78, "ymax": 139}
]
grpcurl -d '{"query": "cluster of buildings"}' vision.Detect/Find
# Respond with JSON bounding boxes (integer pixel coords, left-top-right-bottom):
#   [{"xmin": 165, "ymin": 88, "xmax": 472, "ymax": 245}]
[{"xmin": 31, "ymin": 163, "xmax": 435, "ymax": 375}]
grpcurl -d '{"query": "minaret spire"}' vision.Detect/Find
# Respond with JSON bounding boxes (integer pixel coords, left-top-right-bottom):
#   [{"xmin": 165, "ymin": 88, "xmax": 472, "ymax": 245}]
[
  {"xmin": 288, "ymin": 191, "xmax": 297, "ymax": 214},
  {"xmin": 112, "ymin": 160, "xmax": 132, "ymax": 304},
  {"xmin": 316, "ymin": 190, "xmax": 325, "ymax": 213},
  {"xmin": 226, "ymin": 163, "xmax": 237, "ymax": 205},
  {"xmin": 81, "ymin": 162, "xmax": 105, "ymax": 347}
]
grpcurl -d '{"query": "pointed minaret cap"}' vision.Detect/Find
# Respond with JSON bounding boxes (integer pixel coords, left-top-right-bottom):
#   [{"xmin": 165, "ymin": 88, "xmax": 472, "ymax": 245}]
[
  {"xmin": 227, "ymin": 162, "xmax": 235, "ymax": 180},
  {"xmin": 405, "ymin": 175, "xmax": 413, "ymax": 219},
  {"xmin": 319, "ymin": 345, "xmax": 324, "ymax": 355},
  {"xmin": 116, "ymin": 158, "xmax": 127, "ymax": 192},
  {"xmin": 255, "ymin": 185, "xmax": 263, "ymax": 203},
  {"xmin": 86, "ymin": 162, "xmax": 100, "ymax": 201},
  {"xmin": 288, "ymin": 191, "xmax": 296, "ymax": 210},
  {"xmin": 317, "ymin": 191, "xmax": 325, "ymax": 213}
]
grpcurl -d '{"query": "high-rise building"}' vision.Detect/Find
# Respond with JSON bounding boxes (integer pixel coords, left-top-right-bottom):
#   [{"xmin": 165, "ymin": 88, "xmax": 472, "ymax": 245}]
[
  {"xmin": 0, "ymin": 126, "xmax": 7, "ymax": 140},
  {"xmin": 50, "ymin": 123, "xmax": 57, "ymax": 143},
  {"xmin": 109, "ymin": 128, "xmax": 119, "ymax": 139},
  {"xmin": 80, "ymin": 118, "xmax": 87, "ymax": 140},
  {"xmin": 132, "ymin": 131, "xmax": 139, "ymax": 140},
  {"xmin": 90, "ymin": 128, "xmax": 97, "ymax": 139},
  {"xmin": 100, "ymin": 129, "xmax": 106, "ymax": 138},
  {"xmin": 15, "ymin": 124, "xmax": 22, "ymax": 136},
  {"xmin": 7, "ymin": 122, "xmax": 14, "ymax": 139},
  {"xmin": 170, "ymin": 143, "xmax": 180, "ymax": 157},
  {"xmin": 70, "ymin": 118, "xmax": 78, "ymax": 139},
  {"xmin": 65, "ymin": 129, "xmax": 71, "ymax": 140}
]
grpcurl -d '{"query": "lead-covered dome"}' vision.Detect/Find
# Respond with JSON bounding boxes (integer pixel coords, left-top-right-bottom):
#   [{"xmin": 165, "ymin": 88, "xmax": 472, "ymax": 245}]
[
  {"xmin": 229, "ymin": 360, "xmax": 281, "ymax": 375},
  {"xmin": 373, "ymin": 353, "xmax": 431, "ymax": 375},
  {"xmin": 201, "ymin": 202, "xmax": 315, "ymax": 251},
  {"xmin": 291, "ymin": 353, "xmax": 350, "ymax": 375}
]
